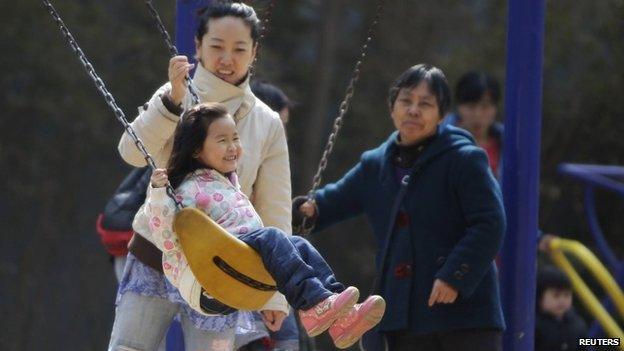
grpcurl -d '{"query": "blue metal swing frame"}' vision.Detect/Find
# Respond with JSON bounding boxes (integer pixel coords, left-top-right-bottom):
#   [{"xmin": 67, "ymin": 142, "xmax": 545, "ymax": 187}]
[{"xmin": 558, "ymin": 163, "xmax": 624, "ymax": 339}]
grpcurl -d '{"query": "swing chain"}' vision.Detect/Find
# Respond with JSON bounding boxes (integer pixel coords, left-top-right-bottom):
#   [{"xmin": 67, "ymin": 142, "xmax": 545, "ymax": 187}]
[
  {"xmin": 42, "ymin": 0, "xmax": 183, "ymax": 210},
  {"xmin": 297, "ymin": 0, "xmax": 385, "ymax": 234},
  {"xmin": 145, "ymin": 0, "xmax": 200, "ymax": 105}
]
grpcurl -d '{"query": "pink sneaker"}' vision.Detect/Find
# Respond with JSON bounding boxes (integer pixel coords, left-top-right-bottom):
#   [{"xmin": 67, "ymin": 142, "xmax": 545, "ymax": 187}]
[
  {"xmin": 328, "ymin": 295, "xmax": 386, "ymax": 349},
  {"xmin": 298, "ymin": 286, "xmax": 360, "ymax": 337}
]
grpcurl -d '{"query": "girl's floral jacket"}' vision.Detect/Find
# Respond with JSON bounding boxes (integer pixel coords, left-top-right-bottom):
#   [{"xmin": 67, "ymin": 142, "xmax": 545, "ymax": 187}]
[{"xmin": 137, "ymin": 168, "xmax": 289, "ymax": 315}]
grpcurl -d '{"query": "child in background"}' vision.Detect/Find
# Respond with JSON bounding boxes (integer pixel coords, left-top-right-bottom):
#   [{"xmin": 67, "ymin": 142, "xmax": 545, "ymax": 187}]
[
  {"xmin": 535, "ymin": 266, "xmax": 587, "ymax": 351},
  {"xmin": 444, "ymin": 71, "xmax": 503, "ymax": 179},
  {"xmin": 146, "ymin": 102, "xmax": 386, "ymax": 349}
]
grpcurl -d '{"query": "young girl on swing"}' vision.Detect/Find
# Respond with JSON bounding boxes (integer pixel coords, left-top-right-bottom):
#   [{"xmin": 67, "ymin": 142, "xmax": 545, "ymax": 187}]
[{"xmin": 145, "ymin": 102, "xmax": 386, "ymax": 349}]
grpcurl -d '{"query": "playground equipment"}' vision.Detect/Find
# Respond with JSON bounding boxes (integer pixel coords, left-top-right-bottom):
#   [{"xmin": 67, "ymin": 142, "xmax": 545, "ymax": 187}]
[
  {"xmin": 547, "ymin": 237, "xmax": 624, "ymax": 349},
  {"xmin": 43, "ymin": 0, "xmax": 556, "ymax": 349},
  {"xmin": 559, "ymin": 163, "xmax": 624, "ymax": 342}
]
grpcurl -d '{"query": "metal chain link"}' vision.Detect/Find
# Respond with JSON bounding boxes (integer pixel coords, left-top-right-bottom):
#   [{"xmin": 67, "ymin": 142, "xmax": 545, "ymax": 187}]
[
  {"xmin": 41, "ymin": 0, "xmax": 183, "ymax": 209},
  {"xmin": 297, "ymin": 0, "xmax": 386, "ymax": 234},
  {"xmin": 145, "ymin": 0, "xmax": 200, "ymax": 105}
]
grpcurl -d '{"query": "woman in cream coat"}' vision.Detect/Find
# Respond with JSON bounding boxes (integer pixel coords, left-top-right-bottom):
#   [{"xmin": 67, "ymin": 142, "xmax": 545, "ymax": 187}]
[{"xmin": 108, "ymin": 3, "xmax": 291, "ymax": 351}]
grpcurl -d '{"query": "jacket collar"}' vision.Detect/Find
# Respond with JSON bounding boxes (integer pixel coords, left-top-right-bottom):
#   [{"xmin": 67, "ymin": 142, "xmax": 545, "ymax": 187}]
[
  {"xmin": 379, "ymin": 124, "xmax": 475, "ymax": 188},
  {"xmin": 190, "ymin": 168, "xmax": 240, "ymax": 189},
  {"xmin": 191, "ymin": 64, "xmax": 256, "ymax": 122}
]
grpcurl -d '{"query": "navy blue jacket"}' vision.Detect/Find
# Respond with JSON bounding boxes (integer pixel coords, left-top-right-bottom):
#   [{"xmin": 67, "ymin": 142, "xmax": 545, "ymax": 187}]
[{"xmin": 313, "ymin": 125, "xmax": 506, "ymax": 335}]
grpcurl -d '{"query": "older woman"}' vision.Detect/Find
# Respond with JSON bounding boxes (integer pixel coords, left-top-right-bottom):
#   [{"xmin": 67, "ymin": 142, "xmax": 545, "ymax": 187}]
[{"xmin": 297, "ymin": 64, "xmax": 506, "ymax": 351}]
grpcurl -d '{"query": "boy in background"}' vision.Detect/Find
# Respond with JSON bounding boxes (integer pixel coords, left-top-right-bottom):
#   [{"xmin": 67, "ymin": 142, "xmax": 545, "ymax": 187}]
[{"xmin": 535, "ymin": 266, "xmax": 587, "ymax": 351}]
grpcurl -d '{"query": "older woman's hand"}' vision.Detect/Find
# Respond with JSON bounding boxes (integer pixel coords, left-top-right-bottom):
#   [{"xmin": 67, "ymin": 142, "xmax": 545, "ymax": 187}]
[
  {"xmin": 428, "ymin": 279, "xmax": 458, "ymax": 307},
  {"xmin": 299, "ymin": 201, "xmax": 316, "ymax": 217}
]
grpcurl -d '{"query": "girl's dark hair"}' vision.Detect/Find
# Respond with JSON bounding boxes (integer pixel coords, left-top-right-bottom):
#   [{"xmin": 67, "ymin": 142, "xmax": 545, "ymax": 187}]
[
  {"xmin": 455, "ymin": 71, "xmax": 501, "ymax": 105},
  {"xmin": 536, "ymin": 266, "xmax": 572, "ymax": 303},
  {"xmin": 167, "ymin": 103, "xmax": 230, "ymax": 189},
  {"xmin": 196, "ymin": 2, "xmax": 261, "ymax": 44},
  {"xmin": 388, "ymin": 64, "xmax": 451, "ymax": 118},
  {"xmin": 251, "ymin": 80, "xmax": 290, "ymax": 112}
]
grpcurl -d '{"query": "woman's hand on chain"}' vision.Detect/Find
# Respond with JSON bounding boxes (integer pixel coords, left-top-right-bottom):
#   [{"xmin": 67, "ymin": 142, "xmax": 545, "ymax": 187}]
[{"xmin": 168, "ymin": 55, "xmax": 194, "ymax": 105}]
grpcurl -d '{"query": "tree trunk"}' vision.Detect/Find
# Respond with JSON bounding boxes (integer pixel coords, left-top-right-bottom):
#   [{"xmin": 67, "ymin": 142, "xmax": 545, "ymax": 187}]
[{"xmin": 300, "ymin": 0, "xmax": 342, "ymax": 194}]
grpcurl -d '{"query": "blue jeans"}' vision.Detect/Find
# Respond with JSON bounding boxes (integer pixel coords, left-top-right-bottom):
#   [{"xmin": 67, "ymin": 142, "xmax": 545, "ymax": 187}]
[
  {"xmin": 108, "ymin": 292, "xmax": 236, "ymax": 351},
  {"xmin": 239, "ymin": 229, "xmax": 344, "ymax": 310}
]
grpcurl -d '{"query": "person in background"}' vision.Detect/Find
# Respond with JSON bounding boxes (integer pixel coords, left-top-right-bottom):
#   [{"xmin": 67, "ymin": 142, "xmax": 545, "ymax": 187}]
[
  {"xmin": 296, "ymin": 64, "xmax": 506, "ymax": 351},
  {"xmin": 251, "ymin": 80, "xmax": 291, "ymax": 125},
  {"xmin": 535, "ymin": 266, "xmax": 587, "ymax": 351},
  {"xmin": 444, "ymin": 71, "xmax": 503, "ymax": 179}
]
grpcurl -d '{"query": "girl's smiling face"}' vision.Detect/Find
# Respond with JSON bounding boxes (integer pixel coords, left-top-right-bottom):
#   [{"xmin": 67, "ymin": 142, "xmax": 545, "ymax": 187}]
[{"xmin": 197, "ymin": 115, "xmax": 242, "ymax": 174}]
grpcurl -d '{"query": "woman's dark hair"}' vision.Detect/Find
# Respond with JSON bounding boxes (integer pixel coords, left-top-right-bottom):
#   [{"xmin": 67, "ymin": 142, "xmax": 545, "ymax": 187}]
[
  {"xmin": 536, "ymin": 266, "xmax": 572, "ymax": 303},
  {"xmin": 388, "ymin": 64, "xmax": 451, "ymax": 118},
  {"xmin": 455, "ymin": 71, "xmax": 501, "ymax": 105},
  {"xmin": 196, "ymin": 2, "xmax": 261, "ymax": 44},
  {"xmin": 251, "ymin": 80, "xmax": 290, "ymax": 112},
  {"xmin": 167, "ymin": 103, "xmax": 230, "ymax": 189}
]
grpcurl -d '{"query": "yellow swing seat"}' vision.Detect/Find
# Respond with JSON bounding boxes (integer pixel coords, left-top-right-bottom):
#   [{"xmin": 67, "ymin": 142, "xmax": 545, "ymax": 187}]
[{"xmin": 173, "ymin": 207, "xmax": 277, "ymax": 311}]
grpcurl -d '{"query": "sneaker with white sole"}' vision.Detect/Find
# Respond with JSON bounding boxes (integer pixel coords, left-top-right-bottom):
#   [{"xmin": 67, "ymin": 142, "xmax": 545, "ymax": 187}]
[
  {"xmin": 328, "ymin": 295, "xmax": 386, "ymax": 349},
  {"xmin": 298, "ymin": 286, "xmax": 360, "ymax": 337}
]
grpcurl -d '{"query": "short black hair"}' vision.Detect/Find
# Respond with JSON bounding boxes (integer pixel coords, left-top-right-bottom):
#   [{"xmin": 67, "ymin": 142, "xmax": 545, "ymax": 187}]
[
  {"xmin": 537, "ymin": 266, "xmax": 572, "ymax": 302},
  {"xmin": 196, "ymin": 2, "xmax": 261, "ymax": 44},
  {"xmin": 388, "ymin": 64, "xmax": 451, "ymax": 118},
  {"xmin": 251, "ymin": 81, "xmax": 290, "ymax": 112},
  {"xmin": 455, "ymin": 71, "xmax": 501, "ymax": 105}
]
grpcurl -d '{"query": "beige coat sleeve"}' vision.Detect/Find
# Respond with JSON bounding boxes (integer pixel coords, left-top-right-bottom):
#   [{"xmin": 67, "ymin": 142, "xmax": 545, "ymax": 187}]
[
  {"xmin": 118, "ymin": 83, "xmax": 178, "ymax": 168},
  {"xmin": 260, "ymin": 292, "xmax": 289, "ymax": 315},
  {"xmin": 253, "ymin": 118, "xmax": 292, "ymax": 234}
]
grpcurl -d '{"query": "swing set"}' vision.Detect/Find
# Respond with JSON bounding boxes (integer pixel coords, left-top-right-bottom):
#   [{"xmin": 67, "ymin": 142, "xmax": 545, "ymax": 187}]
[
  {"xmin": 42, "ymin": 0, "xmax": 384, "ymax": 315},
  {"xmin": 43, "ymin": 1, "xmax": 608, "ymax": 351}
]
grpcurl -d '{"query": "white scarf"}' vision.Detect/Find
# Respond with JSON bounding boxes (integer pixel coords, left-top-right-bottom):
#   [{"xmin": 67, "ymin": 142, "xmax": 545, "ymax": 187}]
[{"xmin": 190, "ymin": 64, "xmax": 256, "ymax": 122}]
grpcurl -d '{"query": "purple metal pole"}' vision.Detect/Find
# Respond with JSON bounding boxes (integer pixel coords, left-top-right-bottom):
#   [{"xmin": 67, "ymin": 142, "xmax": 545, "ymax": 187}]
[
  {"xmin": 176, "ymin": 0, "xmax": 212, "ymax": 64},
  {"xmin": 499, "ymin": 0, "xmax": 546, "ymax": 350},
  {"xmin": 167, "ymin": 4, "xmax": 212, "ymax": 351}
]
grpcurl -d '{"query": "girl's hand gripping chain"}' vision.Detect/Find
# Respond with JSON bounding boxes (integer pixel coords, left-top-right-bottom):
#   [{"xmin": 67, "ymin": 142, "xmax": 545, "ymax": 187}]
[{"xmin": 151, "ymin": 168, "xmax": 169, "ymax": 188}]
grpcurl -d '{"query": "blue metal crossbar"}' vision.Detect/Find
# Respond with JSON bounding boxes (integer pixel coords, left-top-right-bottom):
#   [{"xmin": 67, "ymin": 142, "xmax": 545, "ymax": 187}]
[
  {"xmin": 558, "ymin": 163, "xmax": 624, "ymax": 274},
  {"xmin": 560, "ymin": 164, "xmax": 624, "ymax": 197}
]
